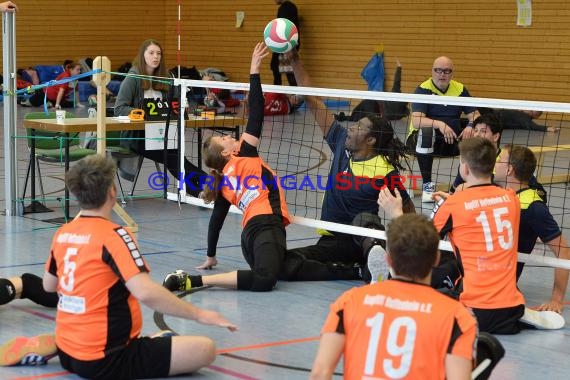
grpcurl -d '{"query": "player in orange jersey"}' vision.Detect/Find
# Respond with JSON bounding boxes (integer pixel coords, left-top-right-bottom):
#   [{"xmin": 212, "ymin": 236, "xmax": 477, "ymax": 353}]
[
  {"xmin": 163, "ymin": 43, "xmax": 362, "ymax": 293},
  {"xmin": 37, "ymin": 155, "xmax": 236, "ymax": 378},
  {"xmin": 311, "ymin": 214, "xmax": 478, "ymax": 380},
  {"xmin": 379, "ymin": 137, "xmax": 565, "ymax": 334}
]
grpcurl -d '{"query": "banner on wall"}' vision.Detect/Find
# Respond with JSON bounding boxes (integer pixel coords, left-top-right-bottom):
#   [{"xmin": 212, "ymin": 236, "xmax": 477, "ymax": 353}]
[{"xmin": 517, "ymin": 0, "xmax": 532, "ymax": 27}]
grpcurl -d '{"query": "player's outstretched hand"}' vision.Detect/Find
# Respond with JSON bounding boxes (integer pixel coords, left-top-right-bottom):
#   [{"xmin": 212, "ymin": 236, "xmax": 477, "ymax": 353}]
[
  {"xmin": 196, "ymin": 309, "xmax": 238, "ymax": 332},
  {"xmin": 377, "ymin": 188, "xmax": 404, "ymax": 219},
  {"xmin": 196, "ymin": 257, "xmax": 218, "ymax": 270},
  {"xmin": 250, "ymin": 42, "xmax": 269, "ymax": 74}
]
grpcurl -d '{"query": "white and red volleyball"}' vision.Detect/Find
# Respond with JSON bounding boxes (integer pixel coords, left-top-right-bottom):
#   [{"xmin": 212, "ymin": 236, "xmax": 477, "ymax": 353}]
[{"xmin": 263, "ymin": 18, "xmax": 299, "ymax": 54}]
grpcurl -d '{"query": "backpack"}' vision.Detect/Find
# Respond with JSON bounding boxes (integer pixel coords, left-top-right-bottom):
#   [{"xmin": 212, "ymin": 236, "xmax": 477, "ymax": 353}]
[
  {"xmin": 113, "ymin": 62, "xmax": 132, "ymax": 81},
  {"xmin": 170, "ymin": 66, "xmax": 205, "ymax": 102}
]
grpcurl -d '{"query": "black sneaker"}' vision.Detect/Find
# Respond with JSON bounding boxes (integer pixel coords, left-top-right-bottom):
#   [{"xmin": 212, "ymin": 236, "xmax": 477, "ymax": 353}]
[{"xmin": 162, "ymin": 270, "xmax": 190, "ymax": 292}]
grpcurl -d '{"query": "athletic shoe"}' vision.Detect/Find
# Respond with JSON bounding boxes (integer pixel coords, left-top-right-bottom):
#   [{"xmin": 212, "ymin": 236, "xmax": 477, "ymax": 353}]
[
  {"xmin": 520, "ymin": 307, "xmax": 566, "ymax": 330},
  {"xmin": 19, "ymin": 98, "xmax": 32, "ymax": 107},
  {"xmin": 422, "ymin": 182, "xmax": 436, "ymax": 203},
  {"xmin": 163, "ymin": 269, "xmax": 191, "ymax": 292},
  {"xmin": 0, "ymin": 334, "xmax": 57, "ymax": 366},
  {"xmin": 365, "ymin": 245, "xmax": 390, "ymax": 284}
]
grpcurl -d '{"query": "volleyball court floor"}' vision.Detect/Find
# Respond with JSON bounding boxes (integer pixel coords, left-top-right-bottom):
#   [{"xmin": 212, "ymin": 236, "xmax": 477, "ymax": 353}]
[{"xmin": 1, "ymin": 105, "xmax": 569, "ymax": 379}]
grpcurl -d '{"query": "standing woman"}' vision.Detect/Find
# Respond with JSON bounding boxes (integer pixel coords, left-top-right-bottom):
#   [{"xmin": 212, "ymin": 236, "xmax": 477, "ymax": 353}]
[
  {"xmin": 114, "ymin": 39, "xmax": 206, "ymax": 196},
  {"xmin": 271, "ymin": 0, "xmax": 300, "ymax": 86}
]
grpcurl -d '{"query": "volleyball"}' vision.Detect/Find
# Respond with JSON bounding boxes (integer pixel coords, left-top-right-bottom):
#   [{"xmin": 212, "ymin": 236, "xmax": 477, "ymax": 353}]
[{"xmin": 263, "ymin": 18, "xmax": 299, "ymax": 54}]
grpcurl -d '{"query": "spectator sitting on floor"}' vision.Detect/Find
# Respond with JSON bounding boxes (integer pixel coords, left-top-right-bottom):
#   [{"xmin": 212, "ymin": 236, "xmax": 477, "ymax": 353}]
[{"xmin": 479, "ymin": 108, "xmax": 560, "ymax": 133}]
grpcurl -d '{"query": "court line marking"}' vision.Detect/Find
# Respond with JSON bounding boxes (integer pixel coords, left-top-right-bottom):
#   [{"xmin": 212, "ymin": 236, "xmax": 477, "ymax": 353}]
[
  {"xmin": 9, "ymin": 305, "xmax": 55, "ymax": 321},
  {"xmin": 216, "ymin": 336, "xmax": 319, "ymax": 354},
  {"xmin": 207, "ymin": 364, "xmax": 260, "ymax": 380},
  {"xmin": 220, "ymin": 352, "xmax": 343, "ymax": 376},
  {"xmin": 10, "ymin": 370, "xmax": 70, "ymax": 380}
]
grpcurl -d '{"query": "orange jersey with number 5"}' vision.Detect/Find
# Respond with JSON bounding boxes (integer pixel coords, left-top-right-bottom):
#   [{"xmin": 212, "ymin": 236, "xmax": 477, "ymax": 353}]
[
  {"xmin": 45, "ymin": 216, "xmax": 149, "ymax": 361},
  {"xmin": 432, "ymin": 184, "xmax": 524, "ymax": 309}
]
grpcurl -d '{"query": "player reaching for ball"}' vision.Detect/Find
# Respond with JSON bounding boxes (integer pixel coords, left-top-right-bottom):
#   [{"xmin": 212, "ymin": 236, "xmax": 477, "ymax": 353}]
[{"xmin": 163, "ymin": 43, "xmax": 364, "ymax": 293}]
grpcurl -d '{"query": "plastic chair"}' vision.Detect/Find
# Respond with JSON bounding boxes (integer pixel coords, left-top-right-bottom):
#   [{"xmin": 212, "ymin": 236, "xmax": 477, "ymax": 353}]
[{"xmin": 21, "ymin": 111, "xmax": 96, "ymax": 209}]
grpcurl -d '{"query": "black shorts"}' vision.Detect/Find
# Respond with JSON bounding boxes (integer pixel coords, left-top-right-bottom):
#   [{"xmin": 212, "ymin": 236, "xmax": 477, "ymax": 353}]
[
  {"xmin": 58, "ymin": 336, "xmax": 172, "ymax": 379},
  {"xmin": 473, "ymin": 304, "xmax": 525, "ymax": 335}
]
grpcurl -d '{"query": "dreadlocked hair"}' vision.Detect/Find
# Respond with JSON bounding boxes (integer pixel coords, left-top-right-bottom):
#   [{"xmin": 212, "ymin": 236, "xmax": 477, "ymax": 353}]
[{"xmin": 366, "ymin": 115, "xmax": 410, "ymax": 172}]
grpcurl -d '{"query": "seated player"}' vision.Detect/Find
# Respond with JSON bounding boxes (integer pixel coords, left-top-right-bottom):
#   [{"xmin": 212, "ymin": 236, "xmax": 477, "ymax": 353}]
[
  {"xmin": 9, "ymin": 155, "xmax": 237, "ymax": 377},
  {"xmin": 378, "ymin": 137, "xmax": 566, "ymax": 333},
  {"xmin": 311, "ymin": 214, "xmax": 504, "ymax": 380},
  {"xmin": 163, "ymin": 43, "xmax": 363, "ymax": 294}
]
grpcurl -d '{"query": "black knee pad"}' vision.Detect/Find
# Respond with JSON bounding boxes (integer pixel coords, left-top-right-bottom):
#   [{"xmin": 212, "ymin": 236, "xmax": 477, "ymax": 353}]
[
  {"xmin": 250, "ymin": 275, "xmax": 278, "ymax": 292},
  {"xmin": 473, "ymin": 332, "xmax": 505, "ymax": 380},
  {"xmin": 0, "ymin": 278, "xmax": 17, "ymax": 305},
  {"xmin": 21, "ymin": 273, "xmax": 58, "ymax": 308},
  {"xmin": 351, "ymin": 213, "xmax": 385, "ymax": 254}
]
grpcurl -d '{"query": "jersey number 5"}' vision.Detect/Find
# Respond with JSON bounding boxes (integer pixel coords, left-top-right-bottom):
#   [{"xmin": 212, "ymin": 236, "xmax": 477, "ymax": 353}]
[
  {"xmin": 365, "ymin": 313, "xmax": 417, "ymax": 378},
  {"xmin": 60, "ymin": 247, "xmax": 78, "ymax": 292},
  {"xmin": 474, "ymin": 207, "xmax": 514, "ymax": 252}
]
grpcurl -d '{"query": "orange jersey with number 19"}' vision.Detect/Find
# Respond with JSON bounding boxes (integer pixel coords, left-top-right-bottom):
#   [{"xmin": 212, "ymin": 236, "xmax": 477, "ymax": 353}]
[
  {"xmin": 45, "ymin": 216, "xmax": 149, "ymax": 361},
  {"xmin": 321, "ymin": 280, "xmax": 477, "ymax": 380},
  {"xmin": 432, "ymin": 184, "xmax": 524, "ymax": 309}
]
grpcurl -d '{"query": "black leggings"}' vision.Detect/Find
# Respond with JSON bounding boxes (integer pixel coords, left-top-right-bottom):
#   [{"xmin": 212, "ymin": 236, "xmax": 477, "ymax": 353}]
[
  {"xmin": 237, "ymin": 216, "xmax": 360, "ymax": 291},
  {"xmin": 140, "ymin": 149, "xmax": 206, "ymax": 197}
]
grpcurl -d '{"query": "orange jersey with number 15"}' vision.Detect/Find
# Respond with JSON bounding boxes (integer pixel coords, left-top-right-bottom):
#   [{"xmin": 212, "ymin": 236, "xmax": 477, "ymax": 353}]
[{"xmin": 432, "ymin": 184, "xmax": 524, "ymax": 309}]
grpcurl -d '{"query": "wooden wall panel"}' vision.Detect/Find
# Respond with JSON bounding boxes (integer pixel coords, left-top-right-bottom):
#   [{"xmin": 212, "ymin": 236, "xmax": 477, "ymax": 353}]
[
  {"xmin": 162, "ymin": 0, "xmax": 570, "ymax": 102},
  {"xmin": 1, "ymin": 1, "xmax": 167, "ymax": 73},
  {"xmin": 3, "ymin": 1, "xmax": 570, "ymax": 103}
]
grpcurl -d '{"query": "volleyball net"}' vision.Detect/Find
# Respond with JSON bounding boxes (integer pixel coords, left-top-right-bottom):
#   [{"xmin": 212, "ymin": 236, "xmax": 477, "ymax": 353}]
[
  {"xmin": 170, "ymin": 77, "xmax": 570, "ymax": 273},
  {"xmin": 15, "ymin": 71, "xmax": 570, "ymax": 273}
]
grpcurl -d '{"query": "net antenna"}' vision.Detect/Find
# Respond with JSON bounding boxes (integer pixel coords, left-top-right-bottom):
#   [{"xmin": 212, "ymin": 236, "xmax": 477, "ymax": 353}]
[{"xmin": 176, "ymin": 0, "xmax": 182, "ymax": 80}]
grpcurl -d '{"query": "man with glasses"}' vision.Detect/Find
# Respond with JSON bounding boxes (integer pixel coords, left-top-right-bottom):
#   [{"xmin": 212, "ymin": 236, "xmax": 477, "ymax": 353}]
[
  {"xmin": 406, "ymin": 56, "xmax": 479, "ymax": 203},
  {"xmin": 494, "ymin": 145, "xmax": 569, "ymax": 314}
]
